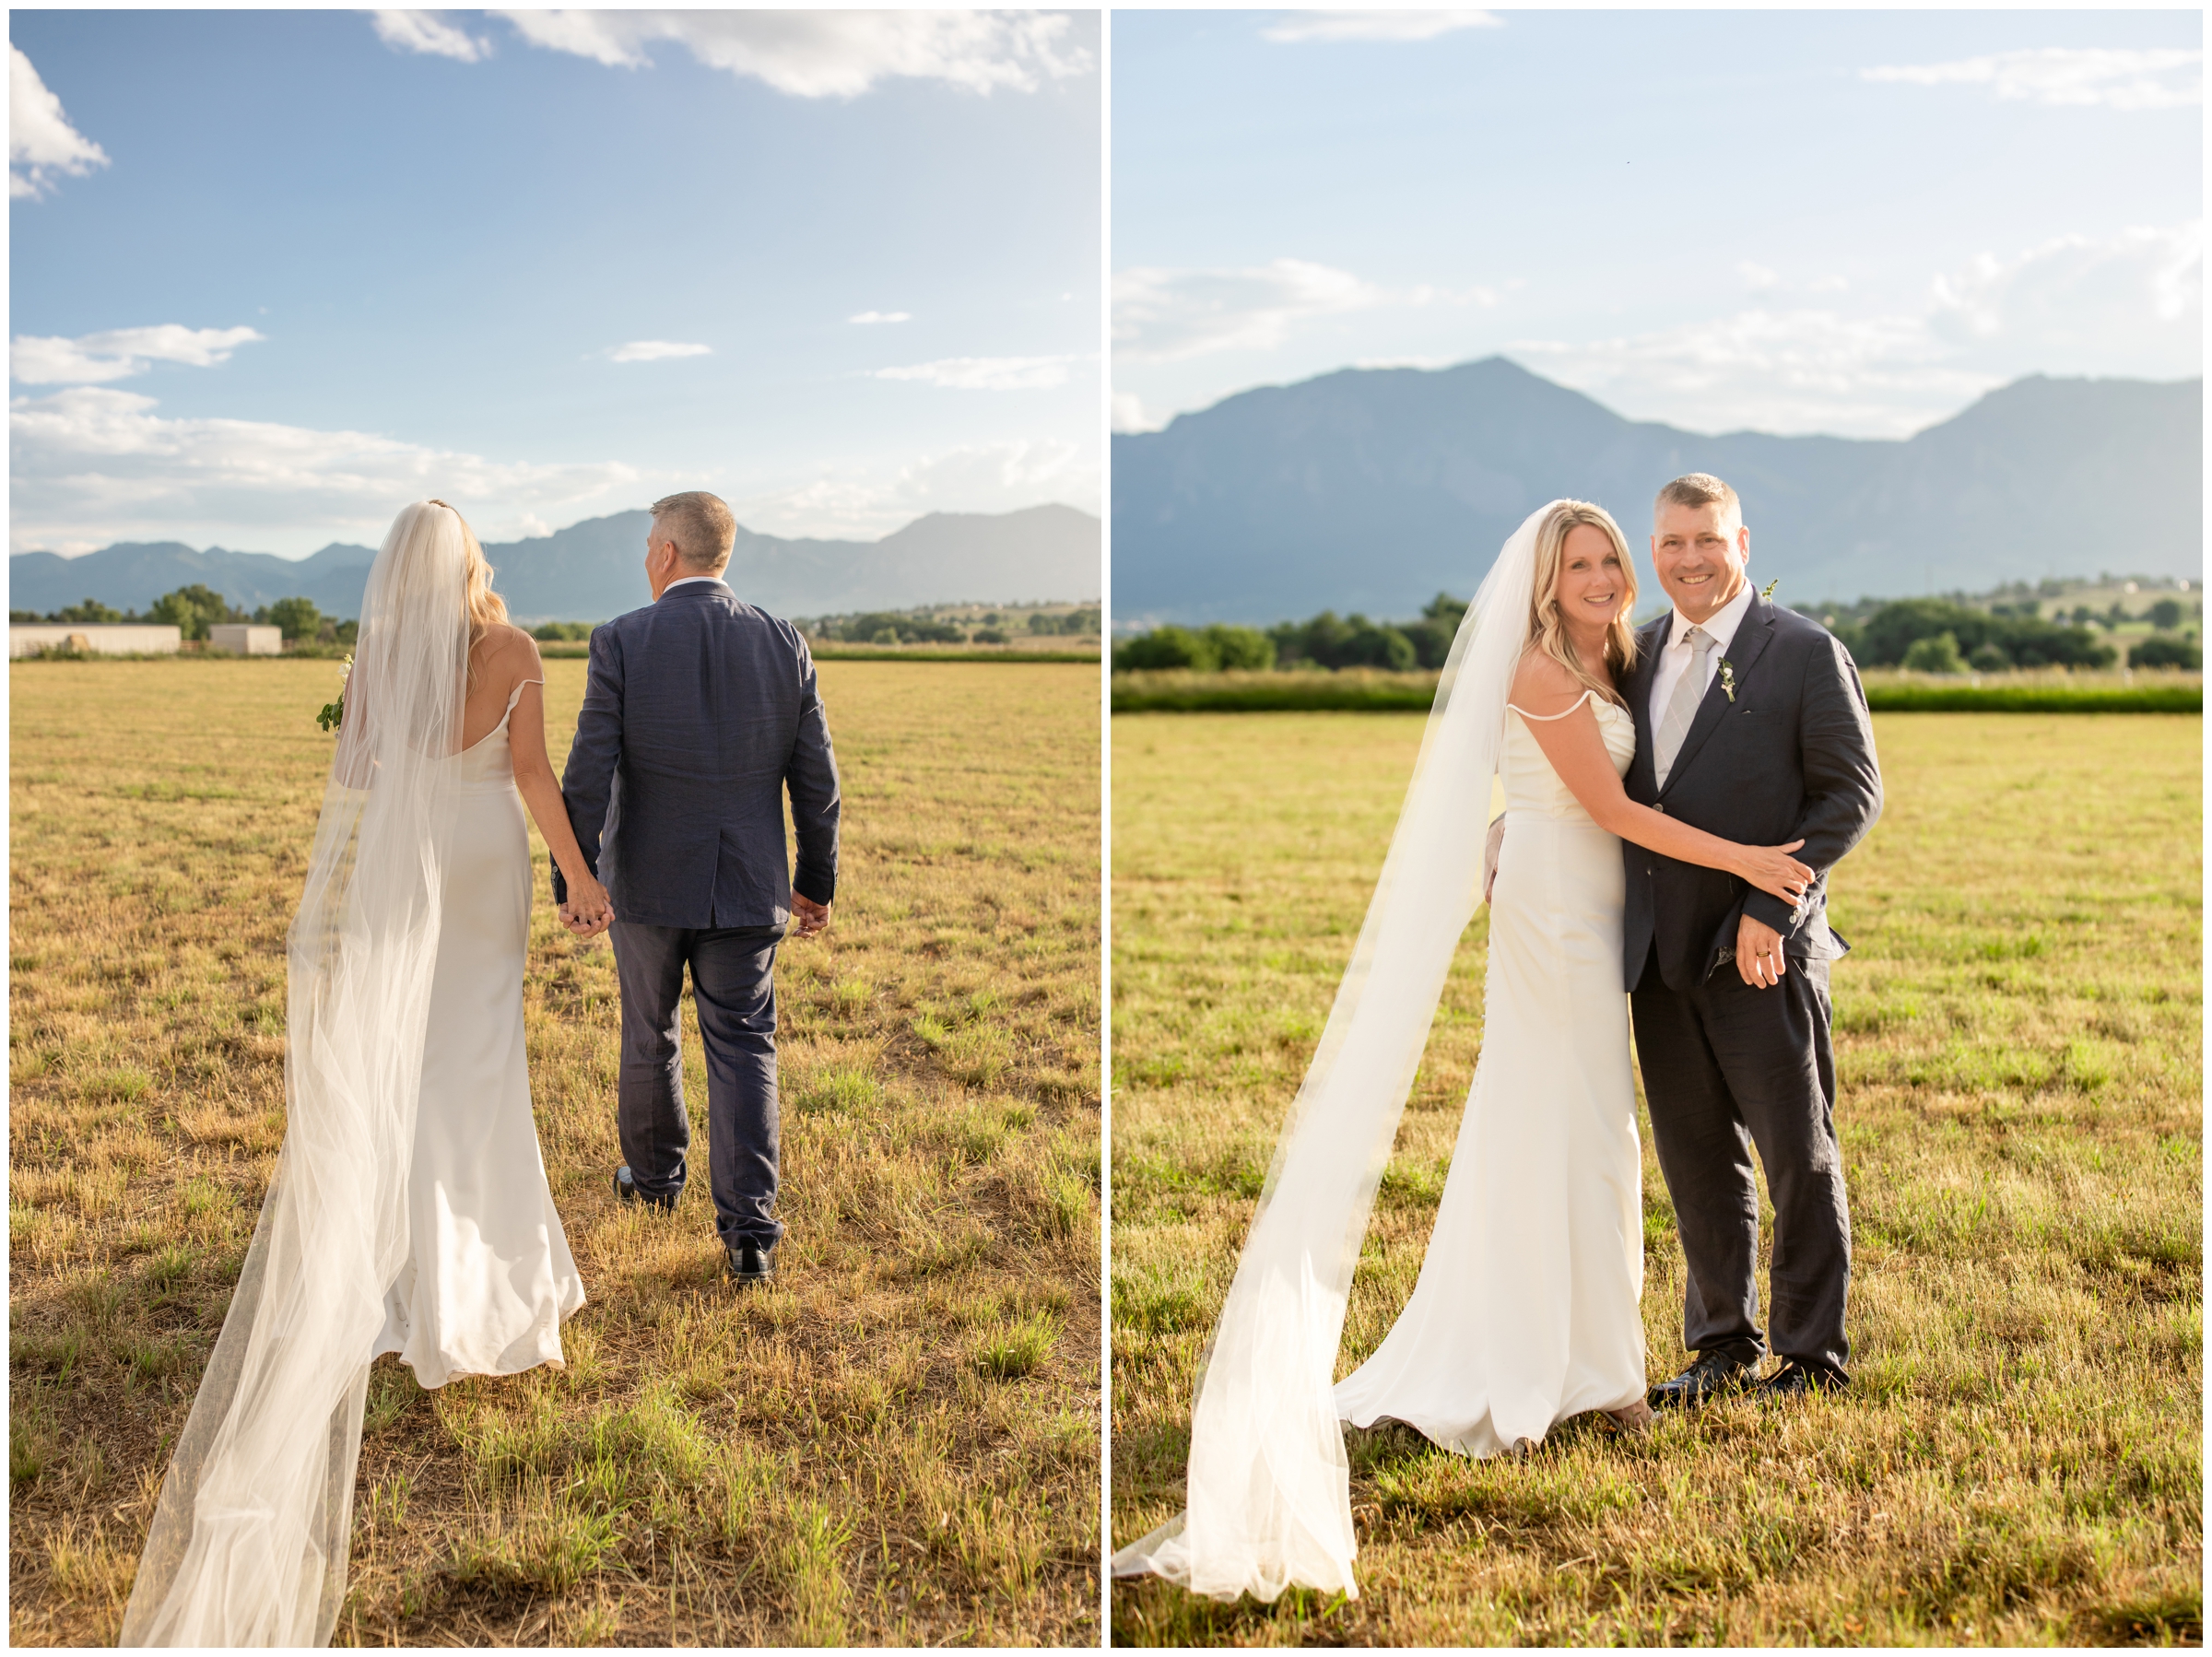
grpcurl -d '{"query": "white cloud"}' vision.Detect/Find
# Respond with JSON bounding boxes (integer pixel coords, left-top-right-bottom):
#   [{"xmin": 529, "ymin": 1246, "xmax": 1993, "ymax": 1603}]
[
  {"xmin": 12, "ymin": 324, "xmax": 266, "ymax": 385},
  {"xmin": 1512, "ymin": 222, "xmax": 2202, "ymax": 438},
  {"xmin": 727, "ymin": 437, "xmax": 1097, "ymax": 539},
  {"xmin": 1262, "ymin": 11, "xmax": 1500, "ymax": 44},
  {"xmin": 1737, "ymin": 261, "xmax": 1780, "ymax": 291},
  {"xmin": 11, "ymin": 385, "xmax": 641, "ymax": 556},
  {"xmin": 1864, "ymin": 47, "xmax": 2202, "ymax": 112},
  {"xmin": 608, "ymin": 340, "xmax": 713, "ymax": 363},
  {"xmin": 1930, "ymin": 221, "xmax": 2202, "ymax": 341},
  {"xmin": 872, "ymin": 355, "xmax": 1078, "ymax": 391},
  {"xmin": 848, "ymin": 311, "xmax": 912, "ymax": 325},
  {"xmin": 1112, "ymin": 392, "xmax": 1162, "ymax": 434},
  {"xmin": 10, "ymin": 46, "xmax": 110, "ymax": 201},
  {"xmin": 490, "ymin": 10, "xmax": 1093, "ymax": 98},
  {"xmin": 1113, "ymin": 258, "xmax": 1393, "ymax": 363},
  {"xmin": 371, "ymin": 10, "xmax": 492, "ymax": 63}
]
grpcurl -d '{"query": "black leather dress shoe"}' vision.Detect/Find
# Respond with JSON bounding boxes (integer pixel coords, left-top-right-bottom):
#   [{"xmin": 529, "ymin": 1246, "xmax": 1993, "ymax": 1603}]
[
  {"xmin": 1649, "ymin": 1349, "xmax": 1759, "ymax": 1411},
  {"xmin": 613, "ymin": 1165, "xmax": 676, "ymax": 1212},
  {"xmin": 727, "ymin": 1240, "xmax": 776, "ymax": 1287},
  {"xmin": 1757, "ymin": 1361, "xmax": 1847, "ymax": 1400}
]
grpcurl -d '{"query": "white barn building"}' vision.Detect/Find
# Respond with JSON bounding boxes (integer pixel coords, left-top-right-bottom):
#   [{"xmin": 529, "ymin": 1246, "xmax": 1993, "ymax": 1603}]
[{"xmin": 209, "ymin": 625, "xmax": 283, "ymax": 655}]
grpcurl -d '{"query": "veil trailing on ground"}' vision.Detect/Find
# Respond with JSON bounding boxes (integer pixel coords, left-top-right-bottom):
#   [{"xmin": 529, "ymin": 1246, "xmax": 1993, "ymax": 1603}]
[
  {"xmin": 1111, "ymin": 502, "xmax": 1556, "ymax": 1604},
  {"xmin": 123, "ymin": 503, "xmax": 471, "ymax": 1646}
]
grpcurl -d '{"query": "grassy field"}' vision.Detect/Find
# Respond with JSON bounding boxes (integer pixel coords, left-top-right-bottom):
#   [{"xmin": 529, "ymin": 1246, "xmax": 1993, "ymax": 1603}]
[
  {"xmin": 9, "ymin": 657, "xmax": 1100, "ymax": 1646},
  {"xmin": 1111, "ymin": 711, "xmax": 2200, "ymax": 1646}
]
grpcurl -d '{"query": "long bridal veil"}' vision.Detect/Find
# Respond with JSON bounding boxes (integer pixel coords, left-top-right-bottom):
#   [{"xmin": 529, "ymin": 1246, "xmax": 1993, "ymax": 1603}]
[
  {"xmin": 1111, "ymin": 502, "xmax": 1555, "ymax": 1604},
  {"xmin": 122, "ymin": 503, "xmax": 470, "ymax": 1645}
]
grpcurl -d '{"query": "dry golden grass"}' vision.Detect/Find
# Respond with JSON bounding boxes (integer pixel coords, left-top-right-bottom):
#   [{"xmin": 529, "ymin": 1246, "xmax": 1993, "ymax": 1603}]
[
  {"xmin": 9, "ymin": 656, "xmax": 1100, "ymax": 1646},
  {"xmin": 1111, "ymin": 711, "xmax": 2200, "ymax": 1646}
]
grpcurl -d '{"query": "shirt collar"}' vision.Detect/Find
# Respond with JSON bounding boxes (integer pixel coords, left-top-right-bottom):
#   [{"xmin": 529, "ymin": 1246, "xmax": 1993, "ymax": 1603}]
[
  {"xmin": 659, "ymin": 574, "xmax": 726, "ymax": 597},
  {"xmin": 1670, "ymin": 579, "xmax": 1756, "ymax": 654}
]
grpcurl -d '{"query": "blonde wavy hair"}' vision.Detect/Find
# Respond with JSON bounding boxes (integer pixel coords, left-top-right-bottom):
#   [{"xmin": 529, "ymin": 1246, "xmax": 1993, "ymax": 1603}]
[
  {"xmin": 1527, "ymin": 499, "xmax": 1640, "ymax": 707},
  {"xmin": 426, "ymin": 499, "xmax": 509, "ymax": 681}
]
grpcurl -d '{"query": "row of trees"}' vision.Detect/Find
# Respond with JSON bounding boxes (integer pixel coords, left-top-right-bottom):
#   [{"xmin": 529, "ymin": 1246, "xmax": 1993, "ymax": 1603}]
[
  {"xmin": 807, "ymin": 605, "xmax": 1101, "ymax": 646},
  {"xmin": 11, "ymin": 587, "xmax": 353, "ymax": 645},
  {"xmin": 1115, "ymin": 593, "xmax": 2202, "ymax": 675}
]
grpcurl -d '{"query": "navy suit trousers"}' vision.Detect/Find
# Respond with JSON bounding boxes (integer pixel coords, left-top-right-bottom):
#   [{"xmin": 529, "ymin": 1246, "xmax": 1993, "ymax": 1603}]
[{"xmin": 609, "ymin": 921, "xmax": 785, "ymax": 1250}]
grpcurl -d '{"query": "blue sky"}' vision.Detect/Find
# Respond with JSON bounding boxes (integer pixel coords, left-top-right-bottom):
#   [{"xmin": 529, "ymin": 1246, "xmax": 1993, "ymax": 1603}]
[
  {"xmin": 10, "ymin": 9, "xmax": 1100, "ymax": 557},
  {"xmin": 1112, "ymin": 9, "xmax": 2201, "ymax": 440}
]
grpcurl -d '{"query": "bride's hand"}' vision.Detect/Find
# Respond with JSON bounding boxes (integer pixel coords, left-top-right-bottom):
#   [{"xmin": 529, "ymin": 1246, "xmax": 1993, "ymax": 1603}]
[
  {"xmin": 1739, "ymin": 840, "xmax": 1815, "ymax": 905},
  {"xmin": 563, "ymin": 872, "xmax": 614, "ymax": 937}
]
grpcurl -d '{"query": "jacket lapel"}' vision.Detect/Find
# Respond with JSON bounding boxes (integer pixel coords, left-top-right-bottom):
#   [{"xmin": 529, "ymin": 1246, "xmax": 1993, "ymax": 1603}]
[{"xmin": 1658, "ymin": 594, "xmax": 1777, "ymax": 799}]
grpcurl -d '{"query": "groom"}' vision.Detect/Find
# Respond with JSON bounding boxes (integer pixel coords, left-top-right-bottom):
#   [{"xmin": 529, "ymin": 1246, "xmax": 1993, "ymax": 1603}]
[
  {"xmin": 554, "ymin": 490, "xmax": 841, "ymax": 1286},
  {"xmin": 1623, "ymin": 474, "xmax": 1881, "ymax": 1405}
]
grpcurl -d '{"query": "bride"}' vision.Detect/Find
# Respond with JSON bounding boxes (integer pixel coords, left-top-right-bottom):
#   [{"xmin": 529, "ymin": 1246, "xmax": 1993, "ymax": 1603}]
[
  {"xmin": 1112, "ymin": 499, "xmax": 1813, "ymax": 1604},
  {"xmin": 123, "ymin": 501, "xmax": 612, "ymax": 1645}
]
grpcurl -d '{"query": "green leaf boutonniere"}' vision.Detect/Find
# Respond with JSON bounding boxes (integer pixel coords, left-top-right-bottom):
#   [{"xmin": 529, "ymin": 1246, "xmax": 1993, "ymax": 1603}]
[
  {"xmin": 316, "ymin": 654, "xmax": 352, "ymax": 734},
  {"xmin": 1718, "ymin": 659, "xmax": 1738, "ymax": 702},
  {"xmin": 1760, "ymin": 577, "xmax": 1780, "ymax": 600}
]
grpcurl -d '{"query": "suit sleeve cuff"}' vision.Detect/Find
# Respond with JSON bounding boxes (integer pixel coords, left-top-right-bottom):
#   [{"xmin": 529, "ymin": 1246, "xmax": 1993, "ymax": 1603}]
[
  {"xmin": 1742, "ymin": 889, "xmax": 1799, "ymax": 935},
  {"xmin": 794, "ymin": 869, "xmax": 836, "ymax": 907}
]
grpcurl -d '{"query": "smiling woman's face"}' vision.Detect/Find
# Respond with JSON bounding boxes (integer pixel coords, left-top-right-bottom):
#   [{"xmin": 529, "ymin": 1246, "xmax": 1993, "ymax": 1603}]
[{"xmin": 1555, "ymin": 522, "xmax": 1628, "ymax": 631}]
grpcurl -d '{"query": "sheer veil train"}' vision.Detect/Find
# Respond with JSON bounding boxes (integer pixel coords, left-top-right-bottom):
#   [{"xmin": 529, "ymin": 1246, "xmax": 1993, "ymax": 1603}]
[
  {"xmin": 123, "ymin": 504, "xmax": 471, "ymax": 1645},
  {"xmin": 1111, "ymin": 502, "xmax": 1557, "ymax": 1604}
]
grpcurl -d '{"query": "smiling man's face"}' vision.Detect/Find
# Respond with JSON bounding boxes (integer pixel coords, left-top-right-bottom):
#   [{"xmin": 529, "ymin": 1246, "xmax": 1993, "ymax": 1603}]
[{"xmin": 1652, "ymin": 500, "xmax": 1750, "ymax": 625}]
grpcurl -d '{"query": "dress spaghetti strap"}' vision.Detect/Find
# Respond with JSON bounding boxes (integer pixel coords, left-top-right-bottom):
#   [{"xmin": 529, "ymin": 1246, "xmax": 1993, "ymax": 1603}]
[{"xmin": 1505, "ymin": 687, "xmax": 1599, "ymax": 722}]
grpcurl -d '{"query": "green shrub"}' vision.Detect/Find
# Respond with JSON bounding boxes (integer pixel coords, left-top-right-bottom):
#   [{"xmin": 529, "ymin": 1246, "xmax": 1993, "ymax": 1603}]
[
  {"xmin": 531, "ymin": 621, "xmax": 595, "ymax": 642},
  {"xmin": 1901, "ymin": 631, "xmax": 1965, "ymax": 674},
  {"xmin": 972, "ymin": 627, "xmax": 1008, "ymax": 644},
  {"xmin": 1115, "ymin": 625, "xmax": 1216, "ymax": 672},
  {"xmin": 1967, "ymin": 640, "xmax": 2011, "ymax": 673},
  {"xmin": 2147, "ymin": 597, "xmax": 2183, "ymax": 630},
  {"xmin": 2129, "ymin": 633, "xmax": 2201, "ymax": 670}
]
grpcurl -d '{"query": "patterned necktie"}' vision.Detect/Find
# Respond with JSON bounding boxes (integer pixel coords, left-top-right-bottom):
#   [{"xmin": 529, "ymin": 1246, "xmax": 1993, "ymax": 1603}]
[{"xmin": 1653, "ymin": 625, "xmax": 1714, "ymax": 790}]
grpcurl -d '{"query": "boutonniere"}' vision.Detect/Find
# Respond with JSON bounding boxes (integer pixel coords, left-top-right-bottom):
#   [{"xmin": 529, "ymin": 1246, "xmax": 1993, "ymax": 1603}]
[
  {"xmin": 1760, "ymin": 578, "xmax": 1780, "ymax": 600},
  {"xmin": 1718, "ymin": 659, "xmax": 1738, "ymax": 702}
]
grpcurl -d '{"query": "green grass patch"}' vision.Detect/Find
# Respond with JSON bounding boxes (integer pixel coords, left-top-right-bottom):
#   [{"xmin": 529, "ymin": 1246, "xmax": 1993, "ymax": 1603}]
[{"xmin": 1112, "ymin": 710, "xmax": 2200, "ymax": 1645}]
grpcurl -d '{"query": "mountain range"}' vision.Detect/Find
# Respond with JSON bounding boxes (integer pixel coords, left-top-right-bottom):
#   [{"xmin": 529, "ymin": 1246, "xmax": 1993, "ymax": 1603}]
[
  {"xmin": 1111, "ymin": 358, "xmax": 2203, "ymax": 623},
  {"xmin": 10, "ymin": 504, "xmax": 1101, "ymax": 624}
]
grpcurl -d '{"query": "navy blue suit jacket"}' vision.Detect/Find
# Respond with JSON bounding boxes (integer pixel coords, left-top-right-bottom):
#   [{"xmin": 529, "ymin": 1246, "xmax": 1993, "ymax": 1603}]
[
  {"xmin": 554, "ymin": 580, "xmax": 840, "ymax": 930},
  {"xmin": 1620, "ymin": 594, "xmax": 1882, "ymax": 993}
]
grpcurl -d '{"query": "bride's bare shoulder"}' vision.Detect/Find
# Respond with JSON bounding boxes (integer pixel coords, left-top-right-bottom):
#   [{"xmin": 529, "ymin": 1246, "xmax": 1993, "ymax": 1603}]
[
  {"xmin": 1508, "ymin": 647, "xmax": 1586, "ymax": 716},
  {"xmin": 474, "ymin": 623, "xmax": 542, "ymax": 684}
]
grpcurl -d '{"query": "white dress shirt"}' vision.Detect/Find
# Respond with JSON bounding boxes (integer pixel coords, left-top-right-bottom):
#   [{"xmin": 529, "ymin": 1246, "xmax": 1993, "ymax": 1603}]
[
  {"xmin": 660, "ymin": 573, "xmax": 725, "ymax": 596},
  {"xmin": 1648, "ymin": 580, "xmax": 1756, "ymax": 728}
]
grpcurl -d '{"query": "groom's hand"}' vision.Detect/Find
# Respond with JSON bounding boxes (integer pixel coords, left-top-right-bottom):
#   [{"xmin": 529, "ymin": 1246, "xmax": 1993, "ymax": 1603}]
[
  {"xmin": 791, "ymin": 893, "xmax": 831, "ymax": 939},
  {"xmin": 1736, "ymin": 915, "xmax": 1787, "ymax": 988}
]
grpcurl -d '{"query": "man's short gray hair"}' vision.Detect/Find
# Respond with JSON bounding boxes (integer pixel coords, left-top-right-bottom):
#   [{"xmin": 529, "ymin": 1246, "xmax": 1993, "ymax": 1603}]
[
  {"xmin": 1653, "ymin": 473, "xmax": 1741, "ymax": 526},
  {"xmin": 650, "ymin": 491, "xmax": 737, "ymax": 573}
]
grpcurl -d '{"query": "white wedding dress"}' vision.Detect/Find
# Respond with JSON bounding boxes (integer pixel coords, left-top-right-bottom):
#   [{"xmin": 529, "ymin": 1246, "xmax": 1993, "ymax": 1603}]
[
  {"xmin": 372, "ymin": 677, "xmax": 584, "ymax": 1387},
  {"xmin": 1332, "ymin": 688, "xmax": 1647, "ymax": 1450}
]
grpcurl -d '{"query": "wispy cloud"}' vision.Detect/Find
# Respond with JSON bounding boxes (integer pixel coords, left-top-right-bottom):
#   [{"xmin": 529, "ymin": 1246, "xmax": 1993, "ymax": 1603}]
[
  {"xmin": 1262, "ymin": 11, "xmax": 1500, "ymax": 44},
  {"xmin": 489, "ymin": 10, "xmax": 1093, "ymax": 98},
  {"xmin": 873, "ymin": 355, "xmax": 1077, "ymax": 391},
  {"xmin": 10, "ymin": 385, "xmax": 638, "ymax": 555},
  {"xmin": 728, "ymin": 437, "xmax": 1095, "ymax": 539},
  {"xmin": 10, "ymin": 46, "xmax": 110, "ymax": 200},
  {"xmin": 1512, "ymin": 221, "xmax": 2202, "ymax": 437},
  {"xmin": 608, "ymin": 340, "xmax": 712, "ymax": 363},
  {"xmin": 1111, "ymin": 392, "xmax": 1161, "ymax": 435},
  {"xmin": 371, "ymin": 10, "xmax": 492, "ymax": 64},
  {"xmin": 1113, "ymin": 258, "xmax": 1492, "ymax": 364},
  {"xmin": 11, "ymin": 324, "xmax": 265, "ymax": 385},
  {"xmin": 1863, "ymin": 46, "xmax": 2202, "ymax": 111},
  {"xmin": 848, "ymin": 310, "xmax": 912, "ymax": 325}
]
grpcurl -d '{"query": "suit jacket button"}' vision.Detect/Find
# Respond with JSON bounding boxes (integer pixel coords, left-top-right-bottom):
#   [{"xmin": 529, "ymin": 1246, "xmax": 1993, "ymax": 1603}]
[{"xmin": 1655, "ymin": 804, "xmax": 1665, "ymax": 814}]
